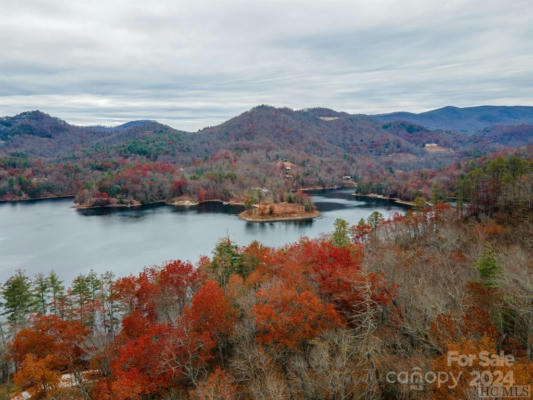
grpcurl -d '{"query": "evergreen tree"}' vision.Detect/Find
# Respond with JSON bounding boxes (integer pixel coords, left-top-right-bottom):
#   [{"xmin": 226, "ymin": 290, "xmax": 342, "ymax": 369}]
[
  {"xmin": 209, "ymin": 237, "xmax": 243, "ymax": 288},
  {"xmin": 71, "ymin": 274, "xmax": 91, "ymax": 324},
  {"xmin": 86, "ymin": 270, "xmax": 103, "ymax": 326},
  {"xmin": 47, "ymin": 271, "xmax": 64, "ymax": 317},
  {"xmin": 332, "ymin": 218, "xmax": 349, "ymax": 247},
  {"xmin": 31, "ymin": 273, "xmax": 50, "ymax": 315},
  {"xmin": 475, "ymin": 247, "xmax": 502, "ymax": 289},
  {"xmin": 367, "ymin": 211, "xmax": 384, "ymax": 230},
  {"xmin": 1, "ymin": 270, "xmax": 33, "ymax": 328},
  {"xmin": 414, "ymin": 196, "xmax": 426, "ymax": 212},
  {"xmin": 100, "ymin": 271, "xmax": 119, "ymax": 336},
  {"xmin": 430, "ymin": 182, "xmax": 446, "ymax": 205}
]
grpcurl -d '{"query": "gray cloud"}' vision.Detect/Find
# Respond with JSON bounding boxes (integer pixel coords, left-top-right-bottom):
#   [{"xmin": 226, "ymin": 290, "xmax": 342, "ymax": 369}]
[{"xmin": 0, "ymin": 0, "xmax": 531, "ymax": 130}]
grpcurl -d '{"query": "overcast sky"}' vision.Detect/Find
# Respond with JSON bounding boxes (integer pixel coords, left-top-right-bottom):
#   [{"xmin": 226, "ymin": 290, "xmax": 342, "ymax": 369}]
[{"xmin": 1, "ymin": 0, "xmax": 532, "ymax": 130}]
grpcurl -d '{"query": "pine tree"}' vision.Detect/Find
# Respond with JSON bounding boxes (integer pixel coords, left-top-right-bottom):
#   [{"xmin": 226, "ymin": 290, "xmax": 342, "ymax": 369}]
[
  {"xmin": 332, "ymin": 218, "xmax": 349, "ymax": 247},
  {"xmin": 414, "ymin": 196, "xmax": 426, "ymax": 212},
  {"xmin": 32, "ymin": 273, "xmax": 50, "ymax": 315},
  {"xmin": 209, "ymin": 237, "xmax": 243, "ymax": 288},
  {"xmin": 1, "ymin": 270, "xmax": 33, "ymax": 328},
  {"xmin": 367, "ymin": 211, "xmax": 384, "ymax": 230},
  {"xmin": 430, "ymin": 182, "xmax": 445, "ymax": 205},
  {"xmin": 71, "ymin": 274, "xmax": 91, "ymax": 325},
  {"xmin": 475, "ymin": 247, "xmax": 502, "ymax": 289},
  {"xmin": 47, "ymin": 271, "xmax": 64, "ymax": 317}
]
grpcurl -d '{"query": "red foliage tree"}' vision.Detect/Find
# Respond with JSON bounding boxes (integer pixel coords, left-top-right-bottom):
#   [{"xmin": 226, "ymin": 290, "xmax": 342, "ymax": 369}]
[
  {"xmin": 9, "ymin": 315, "xmax": 88, "ymax": 371},
  {"xmin": 303, "ymin": 240, "xmax": 393, "ymax": 321},
  {"xmin": 156, "ymin": 260, "xmax": 200, "ymax": 321},
  {"xmin": 161, "ymin": 280, "xmax": 237, "ymax": 386}
]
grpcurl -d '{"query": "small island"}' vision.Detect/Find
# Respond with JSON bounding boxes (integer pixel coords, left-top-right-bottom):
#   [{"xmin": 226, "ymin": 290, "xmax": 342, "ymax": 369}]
[{"xmin": 239, "ymin": 202, "xmax": 320, "ymax": 222}]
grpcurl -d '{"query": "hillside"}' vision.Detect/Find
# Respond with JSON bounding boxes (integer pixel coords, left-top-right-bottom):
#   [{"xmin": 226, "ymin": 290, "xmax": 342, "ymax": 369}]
[
  {"xmin": 1, "ymin": 105, "xmax": 533, "ymax": 205},
  {"xmin": 193, "ymin": 105, "xmax": 447, "ymax": 159},
  {"xmin": 374, "ymin": 105, "xmax": 533, "ymax": 133},
  {"xmin": 470, "ymin": 124, "xmax": 533, "ymax": 150},
  {"xmin": 0, "ymin": 111, "xmax": 188, "ymax": 158}
]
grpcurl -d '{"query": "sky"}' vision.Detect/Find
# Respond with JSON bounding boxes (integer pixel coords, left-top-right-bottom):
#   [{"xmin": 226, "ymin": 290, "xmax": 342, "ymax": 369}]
[{"xmin": 1, "ymin": 0, "xmax": 532, "ymax": 131}]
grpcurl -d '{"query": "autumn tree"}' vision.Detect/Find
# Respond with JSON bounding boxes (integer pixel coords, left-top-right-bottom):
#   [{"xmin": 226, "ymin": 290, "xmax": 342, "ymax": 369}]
[
  {"xmin": 352, "ymin": 218, "xmax": 371, "ymax": 243},
  {"xmin": 107, "ymin": 323, "xmax": 174, "ymax": 400},
  {"xmin": 9, "ymin": 315, "xmax": 88, "ymax": 371},
  {"xmin": 14, "ymin": 354, "xmax": 60, "ymax": 397},
  {"xmin": 190, "ymin": 368, "xmax": 236, "ymax": 400},
  {"xmin": 156, "ymin": 260, "xmax": 200, "ymax": 322},
  {"xmin": 162, "ymin": 280, "xmax": 237, "ymax": 386},
  {"xmin": 252, "ymin": 281, "xmax": 342, "ymax": 348}
]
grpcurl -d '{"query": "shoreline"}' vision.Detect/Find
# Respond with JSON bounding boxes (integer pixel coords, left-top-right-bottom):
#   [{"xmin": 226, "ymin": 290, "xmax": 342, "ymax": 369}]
[
  {"xmin": 238, "ymin": 209, "xmax": 320, "ymax": 222},
  {"xmin": 75, "ymin": 200, "xmax": 166, "ymax": 210},
  {"xmin": 298, "ymin": 185, "xmax": 342, "ymax": 192},
  {"xmin": 352, "ymin": 193, "xmax": 414, "ymax": 207},
  {"xmin": 0, "ymin": 194, "xmax": 75, "ymax": 203},
  {"xmin": 75, "ymin": 198, "xmax": 245, "ymax": 210}
]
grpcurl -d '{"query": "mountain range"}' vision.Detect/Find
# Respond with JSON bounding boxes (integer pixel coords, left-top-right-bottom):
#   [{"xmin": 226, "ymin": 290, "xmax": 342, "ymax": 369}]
[
  {"xmin": 2, "ymin": 105, "xmax": 533, "ymax": 162},
  {"xmin": 373, "ymin": 105, "xmax": 533, "ymax": 133},
  {"xmin": 1, "ymin": 105, "xmax": 532, "ymax": 204}
]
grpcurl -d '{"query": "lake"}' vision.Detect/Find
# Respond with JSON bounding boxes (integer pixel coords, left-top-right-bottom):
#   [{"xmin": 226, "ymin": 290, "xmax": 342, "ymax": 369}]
[{"xmin": 0, "ymin": 189, "xmax": 405, "ymax": 282}]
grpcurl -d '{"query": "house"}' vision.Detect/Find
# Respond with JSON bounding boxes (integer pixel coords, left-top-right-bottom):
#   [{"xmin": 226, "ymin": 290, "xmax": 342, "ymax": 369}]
[{"xmin": 280, "ymin": 161, "xmax": 295, "ymax": 177}]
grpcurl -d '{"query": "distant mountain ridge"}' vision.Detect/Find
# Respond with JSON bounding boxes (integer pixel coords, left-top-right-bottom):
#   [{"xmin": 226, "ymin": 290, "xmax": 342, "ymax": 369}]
[
  {"xmin": 0, "ymin": 110, "xmax": 185, "ymax": 157},
  {"xmin": 4, "ymin": 105, "xmax": 533, "ymax": 136},
  {"xmin": 1, "ymin": 105, "xmax": 533, "ymax": 161},
  {"xmin": 373, "ymin": 105, "xmax": 533, "ymax": 133}
]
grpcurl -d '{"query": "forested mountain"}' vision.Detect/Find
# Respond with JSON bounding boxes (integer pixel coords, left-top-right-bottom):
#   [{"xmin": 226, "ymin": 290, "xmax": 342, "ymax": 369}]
[
  {"xmin": 374, "ymin": 105, "xmax": 533, "ymax": 133},
  {"xmin": 1, "ymin": 105, "xmax": 533, "ymax": 205},
  {"xmin": 470, "ymin": 124, "xmax": 533, "ymax": 149},
  {"xmin": 0, "ymin": 111, "xmax": 186, "ymax": 158},
  {"xmin": 3, "ymin": 105, "xmax": 533, "ymax": 160}
]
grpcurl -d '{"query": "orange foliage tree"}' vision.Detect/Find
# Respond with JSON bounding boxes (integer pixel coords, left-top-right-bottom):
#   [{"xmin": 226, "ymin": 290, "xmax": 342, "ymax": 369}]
[
  {"xmin": 252, "ymin": 281, "xmax": 342, "ymax": 348},
  {"xmin": 14, "ymin": 354, "xmax": 60, "ymax": 396},
  {"xmin": 9, "ymin": 314, "xmax": 88, "ymax": 371}
]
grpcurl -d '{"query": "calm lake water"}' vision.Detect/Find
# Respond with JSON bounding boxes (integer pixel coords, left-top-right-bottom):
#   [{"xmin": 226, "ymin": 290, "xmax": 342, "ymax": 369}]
[{"xmin": 0, "ymin": 190, "xmax": 405, "ymax": 282}]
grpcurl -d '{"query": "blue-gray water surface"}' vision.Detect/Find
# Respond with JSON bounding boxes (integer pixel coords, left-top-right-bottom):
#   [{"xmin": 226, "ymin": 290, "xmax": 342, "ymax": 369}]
[{"xmin": 0, "ymin": 190, "xmax": 405, "ymax": 281}]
